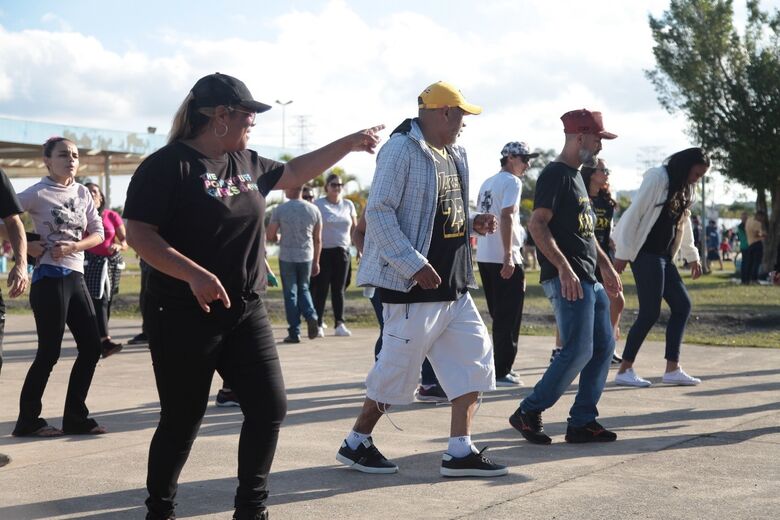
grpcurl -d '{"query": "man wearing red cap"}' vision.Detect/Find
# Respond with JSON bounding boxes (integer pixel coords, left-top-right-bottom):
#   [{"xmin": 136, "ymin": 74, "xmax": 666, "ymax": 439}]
[
  {"xmin": 337, "ymin": 81, "xmax": 508, "ymax": 478},
  {"xmin": 508, "ymin": 109, "xmax": 622, "ymax": 445}
]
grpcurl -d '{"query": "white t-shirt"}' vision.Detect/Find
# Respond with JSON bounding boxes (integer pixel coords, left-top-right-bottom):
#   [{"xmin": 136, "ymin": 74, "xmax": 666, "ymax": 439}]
[
  {"xmin": 475, "ymin": 170, "xmax": 525, "ymax": 264},
  {"xmin": 314, "ymin": 197, "xmax": 356, "ymax": 249}
]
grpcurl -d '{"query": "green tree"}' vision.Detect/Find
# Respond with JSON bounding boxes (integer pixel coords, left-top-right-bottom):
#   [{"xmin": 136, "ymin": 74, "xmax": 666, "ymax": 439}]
[
  {"xmin": 519, "ymin": 147, "xmax": 557, "ymax": 222},
  {"xmin": 647, "ymin": 0, "xmax": 780, "ymax": 271}
]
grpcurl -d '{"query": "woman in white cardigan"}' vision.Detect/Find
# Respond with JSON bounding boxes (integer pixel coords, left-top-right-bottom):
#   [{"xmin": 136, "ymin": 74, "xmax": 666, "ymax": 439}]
[{"xmin": 612, "ymin": 147, "xmax": 709, "ymax": 388}]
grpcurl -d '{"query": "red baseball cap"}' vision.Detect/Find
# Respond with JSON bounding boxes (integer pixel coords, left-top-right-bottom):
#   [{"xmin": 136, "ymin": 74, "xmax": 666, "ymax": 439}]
[{"xmin": 560, "ymin": 109, "xmax": 617, "ymax": 139}]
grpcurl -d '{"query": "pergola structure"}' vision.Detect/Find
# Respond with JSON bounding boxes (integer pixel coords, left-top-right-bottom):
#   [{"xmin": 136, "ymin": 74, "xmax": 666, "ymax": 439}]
[{"xmin": 0, "ymin": 116, "xmax": 167, "ymax": 205}]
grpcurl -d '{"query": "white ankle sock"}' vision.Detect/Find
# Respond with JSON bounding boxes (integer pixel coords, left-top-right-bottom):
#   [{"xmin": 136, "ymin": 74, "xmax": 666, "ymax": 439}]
[
  {"xmin": 346, "ymin": 430, "xmax": 370, "ymax": 450},
  {"xmin": 447, "ymin": 435, "xmax": 474, "ymax": 458}
]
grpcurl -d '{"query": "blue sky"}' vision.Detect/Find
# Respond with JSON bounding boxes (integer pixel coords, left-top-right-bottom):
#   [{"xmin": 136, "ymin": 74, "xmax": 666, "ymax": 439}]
[{"xmin": 2, "ymin": 0, "xmax": 778, "ymax": 207}]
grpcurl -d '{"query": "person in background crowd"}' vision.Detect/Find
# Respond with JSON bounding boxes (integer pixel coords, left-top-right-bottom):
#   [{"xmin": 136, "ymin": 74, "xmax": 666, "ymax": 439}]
[
  {"xmin": 508, "ymin": 108, "xmax": 621, "ymax": 446},
  {"xmin": 267, "ymin": 185, "xmax": 322, "ymax": 343},
  {"xmin": 83, "ymin": 182, "xmax": 127, "ymax": 358},
  {"xmin": 705, "ymin": 219, "xmax": 722, "ymax": 271},
  {"xmin": 613, "ymin": 147, "xmax": 708, "ymax": 388},
  {"xmin": 311, "ymin": 173, "xmax": 357, "ymax": 338},
  {"xmin": 580, "ymin": 158, "xmax": 624, "ymax": 365},
  {"xmin": 744, "ymin": 210, "xmax": 767, "ymax": 283},
  {"xmin": 720, "ymin": 235, "xmax": 732, "ymax": 262},
  {"xmin": 13, "ymin": 137, "xmax": 106, "ymax": 438},
  {"xmin": 0, "ymin": 166, "xmax": 29, "ymax": 467},
  {"xmin": 123, "ymin": 72, "xmax": 382, "ymax": 520},
  {"xmin": 476, "ymin": 141, "xmax": 537, "ymax": 387}
]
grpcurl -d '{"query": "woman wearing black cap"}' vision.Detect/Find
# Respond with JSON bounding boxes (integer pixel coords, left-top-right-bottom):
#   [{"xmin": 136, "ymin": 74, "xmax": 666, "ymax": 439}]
[{"xmin": 124, "ymin": 73, "xmax": 382, "ymax": 520}]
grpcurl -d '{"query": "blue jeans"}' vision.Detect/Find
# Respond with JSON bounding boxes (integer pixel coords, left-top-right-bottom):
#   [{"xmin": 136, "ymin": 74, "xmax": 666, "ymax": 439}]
[
  {"xmin": 622, "ymin": 252, "xmax": 691, "ymax": 363},
  {"xmin": 279, "ymin": 261, "xmax": 318, "ymax": 337},
  {"xmin": 521, "ymin": 278, "xmax": 614, "ymax": 427}
]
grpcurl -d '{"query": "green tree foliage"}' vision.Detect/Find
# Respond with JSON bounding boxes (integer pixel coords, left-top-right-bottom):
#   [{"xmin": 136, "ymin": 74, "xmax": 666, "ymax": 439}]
[
  {"xmin": 519, "ymin": 147, "xmax": 557, "ymax": 222},
  {"xmin": 647, "ymin": 0, "xmax": 780, "ymax": 270}
]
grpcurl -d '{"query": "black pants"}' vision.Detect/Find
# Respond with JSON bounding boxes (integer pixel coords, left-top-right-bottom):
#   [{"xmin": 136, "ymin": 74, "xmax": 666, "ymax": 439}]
[
  {"xmin": 93, "ymin": 295, "xmax": 113, "ymax": 338},
  {"xmin": 144, "ymin": 290, "xmax": 287, "ymax": 519},
  {"xmin": 478, "ymin": 262, "xmax": 525, "ymax": 378},
  {"xmin": 14, "ymin": 273, "xmax": 102, "ymax": 435},
  {"xmin": 742, "ymin": 241, "xmax": 763, "ymax": 283},
  {"xmin": 0, "ymin": 292, "xmax": 5, "ymax": 375},
  {"xmin": 311, "ymin": 247, "xmax": 350, "ymax": 326}
]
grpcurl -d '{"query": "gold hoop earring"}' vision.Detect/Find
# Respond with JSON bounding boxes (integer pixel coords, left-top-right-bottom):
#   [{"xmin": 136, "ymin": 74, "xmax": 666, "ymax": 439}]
[{"xmin": 214, "ymin": 122, "xmax": 229, "ymax": 138}]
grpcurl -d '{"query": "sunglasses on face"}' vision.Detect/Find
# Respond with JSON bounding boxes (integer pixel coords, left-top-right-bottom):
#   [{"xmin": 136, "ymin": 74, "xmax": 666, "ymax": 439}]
[
  {"xmin": 595, "ymin": 167, "xmax": 611, "ymax": 176},
  {"xmin": 329, "ymin": 183, "xmax": 344, "ymax": 188},
  {"xmin": 228, "ymin": 106, "xmax": 257, "ymax": 125},
  {"xmin": 302, "ymin": 194, "xmax": 313, "ymax": 200},
  {"xmin": 513, "ymin": 155, "xmax": 531, "ymax": 164}
]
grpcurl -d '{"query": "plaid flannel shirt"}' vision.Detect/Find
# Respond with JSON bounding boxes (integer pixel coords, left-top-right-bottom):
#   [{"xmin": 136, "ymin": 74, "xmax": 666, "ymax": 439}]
[{"xmin": 357, "ymin": 118, "xmax": 478, "ymax": 292}]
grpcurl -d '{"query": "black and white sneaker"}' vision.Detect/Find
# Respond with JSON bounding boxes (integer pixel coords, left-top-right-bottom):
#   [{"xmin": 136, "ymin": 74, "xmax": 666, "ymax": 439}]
[
  {"xmin": 440, "ymin": 447, "xmax": 508, "ymax": 477},
  {"xmin": 336, "ymin": 437, "xmax": 398, "ymax": 474}
]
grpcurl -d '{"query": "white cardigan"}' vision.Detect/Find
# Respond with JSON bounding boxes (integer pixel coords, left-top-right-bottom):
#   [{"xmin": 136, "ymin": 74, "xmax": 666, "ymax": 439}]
[{"xmin": 613, "ymin": 166, "xmax": 700, "ymax": 263}]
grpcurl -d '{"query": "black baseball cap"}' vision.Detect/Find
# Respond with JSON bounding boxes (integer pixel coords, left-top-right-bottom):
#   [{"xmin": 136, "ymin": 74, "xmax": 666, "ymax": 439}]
[{"xmin": 190, "ymin": 73, "xmax": 272, "ymax": 113}]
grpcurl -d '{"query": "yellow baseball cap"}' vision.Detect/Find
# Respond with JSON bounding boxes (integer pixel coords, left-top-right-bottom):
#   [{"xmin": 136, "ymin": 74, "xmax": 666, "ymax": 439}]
[{"xmin": 417, "ymin": 81, "xmax": 482, "ymax": 115}]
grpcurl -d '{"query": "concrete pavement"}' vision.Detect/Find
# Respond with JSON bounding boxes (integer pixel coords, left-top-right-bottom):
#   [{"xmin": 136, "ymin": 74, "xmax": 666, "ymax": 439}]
[{"xmin": 0, "ymin": 314, "xmax": 778, "ymax": 519}]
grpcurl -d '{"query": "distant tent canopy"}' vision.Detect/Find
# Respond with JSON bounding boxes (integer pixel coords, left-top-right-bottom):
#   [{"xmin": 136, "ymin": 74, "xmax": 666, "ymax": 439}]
[{"xmin": 0, "ymin": 116, "xmax": 167, "ymax": 205}]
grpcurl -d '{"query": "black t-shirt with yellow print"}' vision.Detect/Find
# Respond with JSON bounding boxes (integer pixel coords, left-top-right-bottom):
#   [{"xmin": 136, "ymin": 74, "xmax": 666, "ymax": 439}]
[
  {"xmin": 380, "ymin": 145, "xmax": 470, "ymax": 304},
  {"xmin": 533, "ymin": 161, "xmax": 598, "ymax": 284}
]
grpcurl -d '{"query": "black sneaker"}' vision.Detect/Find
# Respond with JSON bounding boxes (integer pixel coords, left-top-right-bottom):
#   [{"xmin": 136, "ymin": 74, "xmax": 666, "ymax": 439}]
[
  {"xmin": 549, "ymin": 347, "xmax": 562, "ymax": 364},
  {"xmin": 509, "ymin": 408, "xmax": 552, "ymax": 444},
  {"xmin": 128, "ymin": 333, "xmax": 148, "ymax": 345},
  {"xmin": 611, "ymin": 353, "xmax": 623, "ymax": 365},
  {"xmin": 565, "ymin": 421, "xmax": 617, "ymax": 443},
  {"xmin": 283, "ymin": 335, "xmax": 300, "ymax": 344},
  {"xmin": 415, "ymin": 384, "xmax": 449, "ymax": 403},
  {"xmin": 440, "ymin": 447, "xmax": 508, "ymax": 477},
  {"xmin": 216, "ymin": 389, "xmax": 240, "ymax": 407},
  {"xmin": 233, "ymin": 508, "xmax": 268, "ymax": 520},
  {"xmin": 306, "ymin": 318, "xmax": 319, "ymax": 340},
  {"xmin": 101, "ymin": 339, "xmax": 123, "ymax": 358},
  {"xmin": 336, "ymin": 437, "xmax": 398, "ymax": 474}
]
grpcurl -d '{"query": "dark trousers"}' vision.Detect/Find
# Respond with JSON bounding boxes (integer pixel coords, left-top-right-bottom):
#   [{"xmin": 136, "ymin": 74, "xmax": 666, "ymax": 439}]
[
  {"xmin": 14, "ymin": 273, "xmax": 102, "ymax": 435},
  {"xmin": 369, "ymin": 291, "xmax": 438, "ymax": 386},
  {"xmin": 311, "ymin": 247, "xmax": 350, "ymax": 326},
  {"xmin": 742, "ymin": 241, "xmax": 763, "ymax": 283},
  {"xmin": 622, "ymin": 252, "xmax": 691, "ymax": 363},
  {"xmin": 144, "ymin": 291, "xmax": 287, "ymax": 519},
  {"xmin": 93, "ymin": 295, "xmax": 112, "ymax": 338},
  {"xmin": 478, "ymin": 262, "xmax": 525, "ymax": 378},
  {"xmin": 0, "ymin": 293, "xmax": 5, "ymax": 375}
]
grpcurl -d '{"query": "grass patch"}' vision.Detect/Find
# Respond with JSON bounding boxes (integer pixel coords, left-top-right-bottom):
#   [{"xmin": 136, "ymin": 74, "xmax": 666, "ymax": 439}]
[{"xmin": 6, "ymin": 254, "xmax": 778, "ymax": 348}]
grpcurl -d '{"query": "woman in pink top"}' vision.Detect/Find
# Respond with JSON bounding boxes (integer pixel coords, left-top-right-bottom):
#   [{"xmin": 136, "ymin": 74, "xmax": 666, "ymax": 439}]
[
  {"xmin": 84, "ymin": 182, "xmax": 128, "ymax": 357},
  {"xmin": 12, "ymin": 137, "xmax": 106, "ymax": 438}
]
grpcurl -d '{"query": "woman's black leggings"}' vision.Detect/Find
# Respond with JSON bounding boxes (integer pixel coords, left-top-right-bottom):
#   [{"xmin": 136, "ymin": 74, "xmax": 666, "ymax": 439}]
[
  {"xmin": 13, "ymin": 272, "xmax": 102, "ymax": 435},
  {"xmin": 311, "ymin": 247, "xmax": 350, "ymax": 326},
  {"xmin": 621, "ymin": 252, "xmax": 692, "ymax": 363},
  {"xmin": 144, "ymin": 291, "xmax": 287, "ymax": 519}
]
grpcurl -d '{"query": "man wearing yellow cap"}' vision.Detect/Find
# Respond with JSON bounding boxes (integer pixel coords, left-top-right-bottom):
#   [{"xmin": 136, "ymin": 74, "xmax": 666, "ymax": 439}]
[{"xmin": 337, "ymin": 81, "xmax": 508, "ymax": 478}]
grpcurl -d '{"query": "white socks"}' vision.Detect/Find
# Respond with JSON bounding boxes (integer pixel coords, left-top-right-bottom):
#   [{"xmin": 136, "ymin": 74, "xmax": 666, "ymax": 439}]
[
  {"xmin": 346, "ymin": 430, "xmax": 370, "ymax": 450},
  {"xmin": 447, "ymin": 435, "xmax": 475, "ymax": 458}
]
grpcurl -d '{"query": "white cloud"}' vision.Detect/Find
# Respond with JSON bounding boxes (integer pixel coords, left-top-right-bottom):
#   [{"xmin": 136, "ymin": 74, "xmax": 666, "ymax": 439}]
[{"xmin": 0, "ymin": 0, "xmax": 749, "ymax": 206}]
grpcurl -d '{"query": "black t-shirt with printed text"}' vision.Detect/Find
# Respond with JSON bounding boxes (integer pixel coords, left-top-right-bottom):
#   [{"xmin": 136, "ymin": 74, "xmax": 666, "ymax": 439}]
[
  {"xmin": 0, "ymin": 169, "xmax": 23, "ymax": 220},
  {"xmin": 640, "ymin": 201, "xmax": 681, "ymax": 257},
  {"xmin": 123, "ymin": 142, "xmax": 284, "ymax": 303},
  {"xmin": 591, "ymin": 195, "xmax": 614, "ymax": 255},
  {"xmin": 380, "ymin": 148, "xmax": 470, "ymax": 303},
  {"xmin": 534, "ymin": 162, "xmax": 597, "ymax": 284}
]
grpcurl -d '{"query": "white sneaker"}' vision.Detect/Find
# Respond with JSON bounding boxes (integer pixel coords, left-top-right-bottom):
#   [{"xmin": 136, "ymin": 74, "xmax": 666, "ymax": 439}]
[
  {"xmin": 614, "ymin": 368, "xmax": 652, "ymax": 387},
  {"xmin": 662, "ymin": 367, "xmax": 701, "ymax": 386},
  {"xmin": 334, "ymin": 323, "xmax": 352, "ymax": 337},
  {"xmin": 317, "ymin": 326, "xmax": 325, "ymax": 338}
]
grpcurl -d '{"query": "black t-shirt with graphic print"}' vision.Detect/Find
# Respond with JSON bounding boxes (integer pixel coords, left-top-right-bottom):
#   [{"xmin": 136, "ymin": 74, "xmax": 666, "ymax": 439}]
[
  {"xmin": 640, "ymin": 200, "xmax": 682, "ymax": 256},
  {"xmin": 123, "ymin": 142, "xmax": 284, "ymax": 302},
  {"xmin": 534, "ymin": 161, "xmax": 597, "ymax": 284},
  {"xmin": 380, "ymin": 148, "xmax": 470, "ymax": 304},
  {"xmin": 591, "ymin": 195, "xmax": 614, "ymax": 255}
]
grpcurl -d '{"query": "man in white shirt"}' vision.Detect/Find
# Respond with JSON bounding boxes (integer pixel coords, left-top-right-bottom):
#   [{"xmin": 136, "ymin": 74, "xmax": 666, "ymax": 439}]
[{"xmin": 476, "ymin": 142, "xmax": 537, "ymax": 386}]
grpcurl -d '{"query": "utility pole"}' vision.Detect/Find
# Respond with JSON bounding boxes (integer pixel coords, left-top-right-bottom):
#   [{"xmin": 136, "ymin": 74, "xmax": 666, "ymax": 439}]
[
  {"xmin": 293, "ymin": 115, "xmax": 312, "ymax": 150},
  {"xmin": 275, "ymin": 100, "xmax": 293, "ymax": 148},
  {"xmin": 701, "ymin": 175, "xmax": 709, "ymax": 274}
]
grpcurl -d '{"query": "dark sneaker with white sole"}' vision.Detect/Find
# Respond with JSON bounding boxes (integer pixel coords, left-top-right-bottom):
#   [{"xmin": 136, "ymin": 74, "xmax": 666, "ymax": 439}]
[
  {"xmin": 509, "ymin": 408, "xmax": 552, "ymax": 444},
  {"xmin": 565, "ymin": 421, "xmax": 617, "ymax": 443},
  {"xmin": 336, "ymin": 437, "xmax": 398, "ymax": 474},
  {"xmin": 440, "ymin": 447, "xmax": 508, "ymax": 477},
  {"xmin": 415, "ymin": 384, "xmax": 449, "ymax": 403}
]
